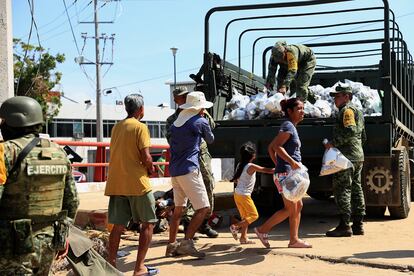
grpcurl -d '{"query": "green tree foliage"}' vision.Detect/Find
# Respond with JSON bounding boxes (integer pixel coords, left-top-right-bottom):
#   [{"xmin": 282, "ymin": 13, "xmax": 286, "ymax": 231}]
[{"xmin": 13, "ymin": 38, "xmax": 65, "ymax": 122}]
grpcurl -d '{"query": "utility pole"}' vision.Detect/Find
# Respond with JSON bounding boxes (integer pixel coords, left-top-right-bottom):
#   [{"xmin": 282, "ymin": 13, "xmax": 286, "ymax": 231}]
[
  {"xmin": 78, "ymin": 0, "xmax": 115, "ymax": 142},
  {"xmin": 93, "ymin": 0, "xmax": 103, "ymax": 142}
]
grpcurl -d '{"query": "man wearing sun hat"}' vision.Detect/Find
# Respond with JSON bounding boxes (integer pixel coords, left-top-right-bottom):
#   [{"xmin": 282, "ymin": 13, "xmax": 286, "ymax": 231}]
[
  {"xmin": 265, "ymin": 40, "xmax": 316, "ymax": 103},
  {"xmin": 166, "ymin": 91, "xmax": 214, "ymax": 258},
  {"xmin": 166, "ymin": 86, "xmax": 219, "ymax": 240},
  {"xmin": 324, "ymin": 83, "xmax": 366, "ymax": 238}
]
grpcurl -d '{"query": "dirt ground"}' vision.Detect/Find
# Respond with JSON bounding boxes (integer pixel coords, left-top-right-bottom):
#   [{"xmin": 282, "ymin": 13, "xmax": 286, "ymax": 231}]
[
  {"xmin": 111, "ymin": 198, "xmax": 414, "ymax": 276},
  {"xmin": 71, "ymin": 182, "xmax": 414, "ymax": 276}
]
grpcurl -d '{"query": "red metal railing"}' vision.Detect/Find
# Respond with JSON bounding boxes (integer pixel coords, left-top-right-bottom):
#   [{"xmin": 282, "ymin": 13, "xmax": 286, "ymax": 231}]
[{"xmin": 53, "ymin": 140, "xmax": 170, "ymax": 182}]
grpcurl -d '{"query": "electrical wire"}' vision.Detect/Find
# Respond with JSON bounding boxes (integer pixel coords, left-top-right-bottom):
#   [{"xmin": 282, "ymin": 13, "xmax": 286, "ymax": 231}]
[
  {"xmin": 102, "ymin": 36, "xmax": 115, "ymax": 78},
  {"xmin": 24, "ymin": 0, "xmax": 43, "ymax": 96},
  {"xmin": 42, "ymin": 1, "xmax": 93, "ymax": 42},
  {"xmin": 15, "ymin": 0, "xmax": 35, "ymax": 94},
  {"xmin": 112, "ymin": 66, "xmax": 199, "ymax": 89},
  {"xmin": 18, "ymin": 0, "xmax": 77, "ymax": 40},
  {"xmin": 63, "ymin": 0, "xmax": 81, "ymax": 55}
]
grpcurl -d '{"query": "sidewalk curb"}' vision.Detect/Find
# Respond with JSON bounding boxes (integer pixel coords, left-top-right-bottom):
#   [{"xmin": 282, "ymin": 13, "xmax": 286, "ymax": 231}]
[{"xmin": 270, "ymin": 250, "xmax": 414, "ymax": 273}]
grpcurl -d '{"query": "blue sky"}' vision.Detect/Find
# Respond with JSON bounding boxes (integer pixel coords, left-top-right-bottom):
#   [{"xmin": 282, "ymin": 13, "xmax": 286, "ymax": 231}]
[{"xmin": 12, "ymin": 0, "xmax": 414, "ymax": 107}]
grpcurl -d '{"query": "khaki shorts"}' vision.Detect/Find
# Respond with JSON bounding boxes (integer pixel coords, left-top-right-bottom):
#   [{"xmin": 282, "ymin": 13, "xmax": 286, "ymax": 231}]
[
  {"xmin": 171, "ymin": 169, "xmax": 210, "ymax": 211},
  {"xmin": 108, "ymin": 192, "xmax": 157, "ymax": 226}
]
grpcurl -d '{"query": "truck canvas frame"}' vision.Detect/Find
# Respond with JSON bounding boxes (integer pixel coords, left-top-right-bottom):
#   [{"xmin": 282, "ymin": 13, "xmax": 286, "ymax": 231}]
[{"xmin": 198, "ymin": 0, "xmax": 413, "ymax": 218}]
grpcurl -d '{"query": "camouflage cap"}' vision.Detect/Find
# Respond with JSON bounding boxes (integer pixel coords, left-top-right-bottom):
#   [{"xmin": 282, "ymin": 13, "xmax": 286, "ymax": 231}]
[
  {"xmin": 330, "ymin": 83, "xmax": 353, "ymax": 96},
  {"xmin": 172, "ymin": 86, "xmax": 189, "ymax": 97},
  {"xmin": 271, "ymin": 40, "xmax": 287, "ymax": 61}
]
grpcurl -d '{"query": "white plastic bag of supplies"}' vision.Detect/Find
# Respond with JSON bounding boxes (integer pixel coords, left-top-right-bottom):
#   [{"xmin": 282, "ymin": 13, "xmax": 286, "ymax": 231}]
[
  {"xmin": 279, "ymin": 165, "xmax": 310, "ymax": 202},
  {"xmin": 320, "ymin": 146, "xmax": 353, "ymax": 176}
]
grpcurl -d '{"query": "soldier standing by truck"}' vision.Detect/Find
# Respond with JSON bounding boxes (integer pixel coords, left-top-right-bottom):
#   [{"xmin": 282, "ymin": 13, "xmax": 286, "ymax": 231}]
[
  {"xmin": 0, "ymin": 96, "xmax": 79, "ymax": 275},
  {"xmin": 325, "ymin": 84, "xmax": 366, "ymax": 237},
  {"xmin": 166, "ymin": 87, "xmax": 218, "ymax": 239},
  {"xmin": 265, "ymin": 40, "xmax": 316, "ymax": 103}
]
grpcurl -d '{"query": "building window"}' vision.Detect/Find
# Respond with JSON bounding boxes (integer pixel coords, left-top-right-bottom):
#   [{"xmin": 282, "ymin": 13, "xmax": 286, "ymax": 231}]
[
  {"xmin": 56, "ymin": 122, "xmax": 74, "ymax": 137},
  {"xmin": 46, "ymin": 118, "xmax": 167, "ymax": 139},
  {"xmin": 160, "ymin": 123, "xmax": 167, "ymax": 138},
  {"xmin": 83, "ymin": 120, "xmax": 96, "ymax": 138},
  {"xmin": 103, "ymin": 120, "xmax": 117, "ymax": 137}
]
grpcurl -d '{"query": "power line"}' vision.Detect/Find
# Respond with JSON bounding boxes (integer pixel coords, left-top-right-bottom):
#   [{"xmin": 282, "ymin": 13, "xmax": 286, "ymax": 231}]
[
  {"xmin": 24, "ymin": 0, "xmax": 44, "ymax": 96},
  {"xmin": 42, "ymin": 1, "xmax": 93, "ymax": 42},
  {"xmin": 15, "ymin": 0, "xmax": 35, "ymax": 94},
  {"xmin": 113, "ymin": 66, "xmax": 199, "ymax": 89},
  {"xmin": 18, "ymin": 0, "xmax": 77, "ymax": 39},
  {"xmin": 63, "ymin": 0, "xmax": 81, "ymax": 55}
]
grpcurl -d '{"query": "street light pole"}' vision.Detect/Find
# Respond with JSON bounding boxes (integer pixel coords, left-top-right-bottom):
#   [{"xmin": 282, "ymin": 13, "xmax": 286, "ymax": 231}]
[{"xmin": 170, "ymin": 47, "xmax": 178, "ymax": 89}]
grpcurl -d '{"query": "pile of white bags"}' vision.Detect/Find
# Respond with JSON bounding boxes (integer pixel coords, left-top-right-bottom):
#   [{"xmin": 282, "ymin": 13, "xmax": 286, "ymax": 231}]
[
  {"xmin": 223, "ymin": 79, "xmax": 382, "ymax": 120},
  {"xmin": 223, "ymin": 89, "xmax": 284, "ymax": 120}
]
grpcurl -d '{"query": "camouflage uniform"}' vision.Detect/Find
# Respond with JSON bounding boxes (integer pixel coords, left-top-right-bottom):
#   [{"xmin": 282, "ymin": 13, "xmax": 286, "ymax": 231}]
[
  {"xmin": 332, "ymin": 102, "xmax": 366, "ymax": 224},
  {"xmin": 166, "ymin": 110, "xmax": 216, "ymax": 220},
  {"xmin": 266, "ymin": 43, "xmax": 316, "ymax": 102},
  {"xmin": 0, "ymin": 134, "xmax": 79, "ymax": 275}
]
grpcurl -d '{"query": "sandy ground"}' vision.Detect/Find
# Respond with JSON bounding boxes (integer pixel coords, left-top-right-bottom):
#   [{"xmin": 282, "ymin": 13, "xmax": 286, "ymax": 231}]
[{"xmin": 73, "ymin": 181, "xmax": 414, "ymax": 276}]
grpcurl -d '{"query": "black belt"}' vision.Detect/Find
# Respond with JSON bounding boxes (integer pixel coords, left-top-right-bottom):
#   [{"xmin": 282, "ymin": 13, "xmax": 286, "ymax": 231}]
[{"xmin": 0, "ymin": 210, "xmax": 67, "ymax": 226}]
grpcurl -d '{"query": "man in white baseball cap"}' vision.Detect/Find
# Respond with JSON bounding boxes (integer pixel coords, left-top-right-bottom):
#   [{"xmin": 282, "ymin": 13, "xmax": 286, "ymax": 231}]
[{"xmin": 166, "ymin": 92, "xmax": 214, "ymax": 258}]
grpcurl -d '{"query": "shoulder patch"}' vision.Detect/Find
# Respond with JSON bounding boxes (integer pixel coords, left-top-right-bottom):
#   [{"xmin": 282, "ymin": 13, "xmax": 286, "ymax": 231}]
[
  {"xmin": 0, "ymin": 143, "xmax": 7, "ymax": 185},
  {"xmin": 286, "ymin": 52, "xmax": 298, "ymax": 71},
  {"xmin": 343, "ymin": 108, "xmax": 356, "ymax": 127}
]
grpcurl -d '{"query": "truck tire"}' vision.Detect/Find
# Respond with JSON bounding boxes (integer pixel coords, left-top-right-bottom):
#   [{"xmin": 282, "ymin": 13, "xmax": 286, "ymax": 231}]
[
  {"xmin": 365, "ymin": 206, "xmax": 386, "ymax": 218},
  {"xmin": 389, "ymin": 148, "xmax": 411, "ymax": 219},
  {"xmin": 307, "ymin": 191, "xmax": 332, "ymax": 201}
]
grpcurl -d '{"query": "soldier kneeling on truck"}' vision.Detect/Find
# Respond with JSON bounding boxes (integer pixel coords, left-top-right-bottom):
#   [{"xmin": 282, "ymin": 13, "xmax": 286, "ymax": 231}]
[{"xmin": 265, "ymin": 40, "xmax": 317, "ymax": 104}]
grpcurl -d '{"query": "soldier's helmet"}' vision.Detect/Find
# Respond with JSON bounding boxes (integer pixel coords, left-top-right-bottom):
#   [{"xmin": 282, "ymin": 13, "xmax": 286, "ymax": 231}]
[
  {"xmin": 271, "ymin": 40, "xmax": 287, "ymax": 61},
  {"xmin": 0, "ymin": 96, "xmax": 44, "ymax": 127}
]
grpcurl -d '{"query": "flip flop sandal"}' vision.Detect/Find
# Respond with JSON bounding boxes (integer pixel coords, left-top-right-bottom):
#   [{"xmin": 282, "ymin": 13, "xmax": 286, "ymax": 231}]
[
  {"xmin": 230, "ymin": 225, "xmax": 239, "ymax": 240},
  {"xmin": 288, "ymin": 240, "xmax": 312, "ymax": 248},
  {"xmin": 143, "ymin": 265, "xmax": 159, "ymax": 276},
  {"xmin": 240, "ymin": 239, "xmax": 256, "ymax": 244},
  {"xmin": 254, "ymin": 227, "xmax": 270, "ymax": 248}
]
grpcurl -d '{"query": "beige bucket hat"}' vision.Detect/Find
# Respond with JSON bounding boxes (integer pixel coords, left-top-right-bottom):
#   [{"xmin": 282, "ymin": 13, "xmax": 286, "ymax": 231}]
[{"xmin": 173, "ymin": 92, "xmax": 213, "ymax": 127}]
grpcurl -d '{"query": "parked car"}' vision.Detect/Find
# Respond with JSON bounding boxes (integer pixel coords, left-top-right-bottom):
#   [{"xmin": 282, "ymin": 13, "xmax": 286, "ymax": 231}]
[{"xmin": 72, "ymin": 170, "xmax": 87, "ymax": 183}]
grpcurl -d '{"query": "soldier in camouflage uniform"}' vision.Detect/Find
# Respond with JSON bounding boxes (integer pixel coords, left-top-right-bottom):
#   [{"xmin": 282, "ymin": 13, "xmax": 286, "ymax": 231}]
[
  {"xmin": 325, "ymin": 84, "xmax": 366, "ymax": 237},
  {"xmin": 265, "ymin": 40, "xmax": 317, "ymax": 103},
  {"xmin": 0, "ymin": 96, "xmax": 79, "ymax": 275},
  {"xmin": 166, "ymin": 87, "xmax": 218, "ymax": 239}
]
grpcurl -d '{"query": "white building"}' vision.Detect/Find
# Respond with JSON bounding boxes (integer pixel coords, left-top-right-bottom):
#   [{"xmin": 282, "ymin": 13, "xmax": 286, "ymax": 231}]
[{"xmin": 48, "ymin": 99, "xmax": 175, "ymax": 145}]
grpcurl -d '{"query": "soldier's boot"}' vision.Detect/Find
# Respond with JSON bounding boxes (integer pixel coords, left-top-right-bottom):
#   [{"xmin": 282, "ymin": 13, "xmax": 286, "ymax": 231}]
[
  {"xmin": 198, "ymin": 219, "xmax": 219, "ymax": 238},
  {"xmin": 351, "ymin": 216, "xmax": 364, "ymax": 235},
  {"xmin": 326, "ymin": 216, "xmax": 352, "ymax": 237}
]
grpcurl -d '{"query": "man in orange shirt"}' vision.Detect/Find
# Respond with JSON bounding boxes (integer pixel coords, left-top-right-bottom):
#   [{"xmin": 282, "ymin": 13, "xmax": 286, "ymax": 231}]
[{"xmin": 105, "ymin": 94, "xmax": 158, "ymax": 276}]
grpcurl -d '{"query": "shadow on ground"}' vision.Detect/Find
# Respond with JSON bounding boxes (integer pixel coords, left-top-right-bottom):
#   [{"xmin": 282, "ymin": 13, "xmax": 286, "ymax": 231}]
[{"xmin": 352, "ymin": 250, "xmax": 414, "ymax": 259}]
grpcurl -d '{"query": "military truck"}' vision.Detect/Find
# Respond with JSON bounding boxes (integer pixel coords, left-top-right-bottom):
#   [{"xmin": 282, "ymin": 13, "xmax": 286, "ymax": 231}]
[{"xmin": 198, "ymin": 0, "xmax": 413, "ymax": 218}]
